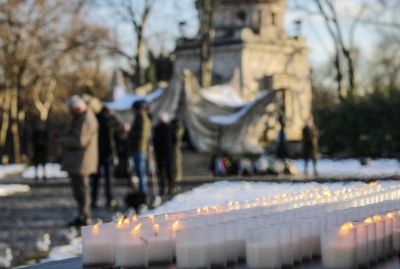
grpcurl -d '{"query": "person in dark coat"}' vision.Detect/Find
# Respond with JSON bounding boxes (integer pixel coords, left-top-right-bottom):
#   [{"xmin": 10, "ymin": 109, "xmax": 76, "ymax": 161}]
[
  {"xmin": 129, "ymin": 100, "xmax": 152, "ymax": 194},
  {"xmin": 171, "ymin": 118, "xmax": 184, "ymax": 184},
  {"xmin": 32, "ymin": 120, "xmax": 49, "ymax": 180},
  {"xmin": 153, "ymin": 113, "xmax": 175, "ymax": 195},
  {"xmin": 276, "ymin": 116, "xmax": 289, "ymax": 160},
  {"xmin": 114, "ymin": 123, "xmax": 131, "ymax": 178},
  {"xmin": 302, "ymin": 116, "xmax": 319, "ymax": 176},
  {"xmin": 90, "ymin": 107, "xmax": 117, "ymax": 209}
]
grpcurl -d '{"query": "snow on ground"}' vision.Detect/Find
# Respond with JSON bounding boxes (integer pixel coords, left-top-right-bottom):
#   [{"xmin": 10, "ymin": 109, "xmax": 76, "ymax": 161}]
[
  {"xmin": 293, "ymin": 159, "xmax": 400, "ymax": 177},
  {"xmin": 22, "ymin": 163, "xmax": 68, "ymax": 179},
  {"xmin": 41, "ymin": 237, "xmax": 82, "ymax": 263},
  {"xmin": 150, "ymin": 180, "xmax": 398, "ymax": 215},
  {"xmin": 0, "ymin": 184, "xmax": 30, "ymax": 197},
  {"xmin": 0, "ymin": 164, "xmax": 25, "ymax": 179}
]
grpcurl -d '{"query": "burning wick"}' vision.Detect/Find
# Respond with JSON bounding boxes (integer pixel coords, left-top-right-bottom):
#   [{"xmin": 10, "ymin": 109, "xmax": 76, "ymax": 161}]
[
  {"xmin": 131, "ymin": 223, "xmax": 142, "ymax": 236},
  {"xmin": 339, "ymin": 222, "xmax": 354, "ymax": 236},
  {"xmin": 92, "ymin": 224, "xmax": 100, "ymax": 236},
  {"xmin": 149, "ymin": 214, "xmax": 155, "ymax": 223},
  {"xmin": 153, "ymin": 224, "xmax": 160, "ymax": 236}
]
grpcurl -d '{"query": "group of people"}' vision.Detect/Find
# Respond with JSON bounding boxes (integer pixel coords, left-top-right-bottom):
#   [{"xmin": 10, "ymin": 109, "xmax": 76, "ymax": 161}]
[{"xmin": 59, "ymin": 96, "xmax": 183, "ymax": 227}]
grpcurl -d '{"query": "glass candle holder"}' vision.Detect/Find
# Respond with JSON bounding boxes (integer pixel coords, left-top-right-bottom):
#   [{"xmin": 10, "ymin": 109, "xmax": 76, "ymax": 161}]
[
  {"xmin": 384, "ymin": 213, "xmax": 394, "ymax": 257},
  {"xmin": 246, "ymin": 225, "xmax": 281, "ymax": 269},
  {"xmin": 207, "ymin": 223, "xmax": 227, "ymax": 268},
  {"xmin": 145, "ymin": 222, "xmax": 175, "ymax": 264},
  {"xmin": 279, "ymin": 223, "xmax": 294, "ymax": 267},
  {"xmin": 176, "ymin": 227, "xmax": 209, "ymax": 269},
  {"xmin": 321, "ymin": 222, "xmax": 357, "ymax": 269},
  {"xmin": 81, "ymin": 223, "xmax": 115, "ymax": 267},
  {"xmin": 115, "ymin": 223, "xmax": 149, "ymax": 268},
  {"xmin": 354, "ymin": 222, "xmax": 369, "ymax": 268},
  {"xmin": 364, "ymin": 217, "xmax": 377, "ymax": 264}
]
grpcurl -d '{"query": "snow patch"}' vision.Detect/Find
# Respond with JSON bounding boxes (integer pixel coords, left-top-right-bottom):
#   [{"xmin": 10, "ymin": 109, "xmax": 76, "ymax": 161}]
[
  {"xmin": 0, "ymin": 184, "xmax": 30, "ymax": 196},
  {"xmin": 0, "ymin": 164, "xmax": 25, "ymax": 179},
  {"xmin": 22, "ymin": 163, "xmax": 68, "ymax": 179}
]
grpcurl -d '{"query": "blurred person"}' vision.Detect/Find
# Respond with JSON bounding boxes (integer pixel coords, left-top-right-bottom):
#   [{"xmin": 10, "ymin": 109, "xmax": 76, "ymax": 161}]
[
  {"xmin": 90, "ymin": 107, "xmax": 117, "ymax": 209},
  {"xmin": 276, "ymin": 115, "xmax": 289, "ymax": 174},
  {"xmin": 115, "ymin": 123, "xmax": 131, "ymax": 178},
  {"xmin": 129, "ymin": 100, "xmax": 151, "ymax": 195},
  {"xmin": 32, "ymin": 120, "xmax": 49, "ymax": 181},
  {"xmin": 59, "ymin": 95, "xmax": 98, "ymax": 227},
  {"xmin": 171, "ymin": 118, "xmax": 184, "ymax": 184},
  {"xmin": 153, "ymin": 113, "xmax": 174, "ymax": 195},
  {"xmin": 302, "ymin": 116, "xmax": 319, "ymax": 176}
]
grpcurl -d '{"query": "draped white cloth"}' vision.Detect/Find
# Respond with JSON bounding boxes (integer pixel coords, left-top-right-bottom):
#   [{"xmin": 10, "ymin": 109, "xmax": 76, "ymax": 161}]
[{"xmin": 105, "ymin": 70, "xmax": 276, "ymax": 154}]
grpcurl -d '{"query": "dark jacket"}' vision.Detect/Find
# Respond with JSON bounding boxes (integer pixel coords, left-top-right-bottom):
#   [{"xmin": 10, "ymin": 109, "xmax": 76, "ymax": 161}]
[
  {"xmin": 97, "ymin": 108, "xmax": 116, "ymax": 163},
  {"xmin": 32, "ymin": 123, "xmax": 49, "ymax": 164},
  {"xmin": 276, "ymin": 128, "xmax": 289, "ymax": 159},
  {"xmin": 129, "ymin": 111, "xmax": 151, "ymax": 154},
  {"xmin": 153, "ymin": 121, "xmax": 174, "ymax": 164},
  {"xmin": 302, "ymin": 125, "xmax": 319, "ymax": 160}
]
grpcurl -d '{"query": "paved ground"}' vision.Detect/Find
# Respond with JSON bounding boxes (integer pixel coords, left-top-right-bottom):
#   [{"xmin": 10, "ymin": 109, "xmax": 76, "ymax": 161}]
[{"xmin": 1, "ymin": 172, "xmax": 400, "ymax": 267}]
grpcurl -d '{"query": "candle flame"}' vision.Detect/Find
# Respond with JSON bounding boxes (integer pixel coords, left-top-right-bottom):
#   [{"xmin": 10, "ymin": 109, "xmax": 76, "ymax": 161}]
[
  {"xmin": 373, "ymin": 215, "xmax": 382, "ymax": 222},
  {"xmin": 123, "ymin": 218, "xmax": 130, "ymax": 225},
  {"xmin": 92, "ymin": 224, "xmax": 100, "ymax": 236},
  {"xmin": 339, "ymin": 222, "xmax": 354, "ymax": 236},
  {"xmin": 196, "ymin": 208, "xmax": 201, "ymax": 215},
  {"xmin": 131, "ymin": 223, "xmax": 142, "ymax": 236},
  {"xmin": 164, "ymin": 214, "xmax": 169, "ymax": 220},
  {"xmin": 153, "ymin": 224, "xmax": 160, "ymax": 233},
  {"xmin": 132, "ymin": 214, "xmax": 138, "ymax": 223},
  {"xmin": 116, "ymin": 217, "xmax": 125, "ymax": 229},
  {"xmin": 228, "ymin": 200, "xmax": 233, "ymax": 207},
  {"xmin": 149, "ymin": 214, "xmax": 155, "ymax": 222},
  {"xmin": 172, "ymin": 220, "xmax": 180, "ymax": 231},
  {"xmin": 364, "ymin": 217, "xmax": 373, "ymax": 224},
  {"xmin": 386, "ymin": 213, "xmax": 394, "ymax": 219}
]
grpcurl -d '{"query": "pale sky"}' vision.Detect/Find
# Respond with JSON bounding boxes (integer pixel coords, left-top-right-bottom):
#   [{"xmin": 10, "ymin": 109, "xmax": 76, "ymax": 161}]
[{"xmin": 89, "ymin": 0, "xmax": 390, "ymax": 72}]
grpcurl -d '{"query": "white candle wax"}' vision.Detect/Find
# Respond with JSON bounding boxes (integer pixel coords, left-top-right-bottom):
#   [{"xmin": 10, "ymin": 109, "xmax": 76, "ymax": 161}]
[
  {"xmin": 355, "ymin": 222, "xmax": 369, "ymax": 268},
  {"xmin": 364, "ymin": 218, "xmax": 377, "ymax": 264},
  {"xmin": 321, "ymin": 223, "xmax": 356, "ymax": 269},
  {"xmin": 81, "ymin": 224, "xmax": 115, "ymax": 267},
  {"xmin": 384, "ymin": 213, "xmax": 394, "ymax": 257},
  {"xmin": 373, "ymin": 216, "xmax": 386, "ymax": 260},
  {"xmin": 226, "ymin": 239, "xmax": 240, "ymax": 264},
  {"xmin": 208, "ymin": 242, "xmax": 227, "ymax": 267},
  {"xmin": 176, "ymin": 242, "xmax": 209, "ymax": 269},
  {"xmin": 279, "ymin": 224, "xmax": 294, "ymax": 267},
  {"xmin": 246, "ymin": 242, "xmax": 281, "ymax": 269},
  {"xmin": 115, "ymin": 237, "xmax": 148, "ymax": 267},
  {"xmin": 147, "ymin": 236, "xmax": 175, "ymax": 263},
  {"xmin": 392, "ymin": 213, "xmax": 400, "ymax": 251}
]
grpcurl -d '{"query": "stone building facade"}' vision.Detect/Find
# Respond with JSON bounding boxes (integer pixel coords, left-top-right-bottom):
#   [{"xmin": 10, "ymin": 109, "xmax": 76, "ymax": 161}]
[{"xmin": 174, "ymin": 0, "xmax": 312, "ymax": 145}]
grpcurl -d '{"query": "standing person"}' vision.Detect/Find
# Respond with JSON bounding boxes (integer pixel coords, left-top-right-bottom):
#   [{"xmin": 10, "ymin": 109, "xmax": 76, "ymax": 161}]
[
  {"xmin": 32, "ymin": 120, "xmax": 49, "ymax": 181},
  {"xmin": 90, "ymin": 107, "xmax": 117, "ymax": 209},
  {"xmin": 115, "ymin": 123, "xmax": 131, "ymax": 178},
  {"xmin": 129, "ymin": 100, "xmax": 151, "ymax": 195},
  {"xmin": 171, "ymin": 118, "xmax": 184, "ymax": 184},
  {"xmin": 302, "ymin": 116, "xmax": 319, "ymax": 176},
  {"xmin": 60, "ymin": 96, "xmax": 98, "ymax": 227},
  {"xmin": 153, "ymin": 113, "xmax": 174, "ymax": 195},
  {"xmin": 276, "ymin": 115, "xmax": 289, "ymax": 174}
]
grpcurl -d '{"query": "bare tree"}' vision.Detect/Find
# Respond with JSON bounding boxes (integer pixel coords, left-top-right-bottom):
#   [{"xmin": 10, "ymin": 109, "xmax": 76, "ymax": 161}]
[
  {"xmin": 314, "ymin": 0, "xmax": 367, "ymax": 99},
  {"xmin": 105, "ymin": 0, "xmax": 155, "ymax": 87},
  {"xmin": 0, "ymin": 0, "xmax": 110, "ymax": 163}
]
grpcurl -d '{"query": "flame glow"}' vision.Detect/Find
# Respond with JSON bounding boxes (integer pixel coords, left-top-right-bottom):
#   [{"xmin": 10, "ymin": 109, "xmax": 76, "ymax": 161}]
[
  {"xmin": 339, "ymin": 222, "xmax": 354, "ymax": 236},
  {"xmin": 92, "ymin": 224, "xmax": 100, "ymax": 236},
  {"xmin": 131, "ymin": 223, "xmax": 142, "ymax": 236}
]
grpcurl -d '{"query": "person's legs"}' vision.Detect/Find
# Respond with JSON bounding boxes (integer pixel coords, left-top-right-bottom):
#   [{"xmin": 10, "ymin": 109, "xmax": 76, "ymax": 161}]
[
  {"xmin": 312, "ymin": 159, "xmax": 318, "ymax": 176},
  {"xmin": 90, "ymin": 172, "xmax": 99, "ymax": 208},
  {"xmin": 70, "ymin": 174, "xmax": 91, "ymax": 224},
  {"xmin": 166, "ymin": 162, "xmax": 174, "ymax": 195},
  {"xmin": 304, "ymin": 158, "xmax": 309, "ymax": 175},
  {"xmin": 104, "ymin": 161, "xmax": 114, "ymax": 205},
  {"xmin": 134, "ymin": 153, "xmax": 148, "ymax": 194}
]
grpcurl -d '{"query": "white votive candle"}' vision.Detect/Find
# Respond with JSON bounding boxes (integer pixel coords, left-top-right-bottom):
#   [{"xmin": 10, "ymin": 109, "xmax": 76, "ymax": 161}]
[
  {"xmin": 373, "ymin": 215, "xmax": 386, "ymax": 260},
  {"xmin": 81, "ymin": 224, "xmax": 115, "ymax": 267},
  {"xmin": 321, "ymin": 222, "xmax": 357, "ymax": 269},
  {"xmin": 115, "ymin": 223, "xmax": 148, "ymax": 268},
  {"xmin": 354, "ymin": 222, "xmax": 369, "ymax": 268},
  {"xmin": 147, "ymin": 223, "xmax": 175, "ymax": 264},
  {"xmin": 384, "ymin": 213, "xmax": 394, "ymax": 257},
  {"xmin": 176, "ymin": 227, "xmax": 209, "ymax": 269},
  {"xmin": 364, "ymin": 217, "xmax": 377, "ymax": 264}
]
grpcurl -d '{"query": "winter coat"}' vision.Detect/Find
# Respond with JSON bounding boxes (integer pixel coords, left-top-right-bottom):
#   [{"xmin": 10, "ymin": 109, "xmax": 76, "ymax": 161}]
[
  {"xmin": 129, "ymin": 111, "xmax": 151, "ymax": 154},
  {"xmin": 153, "ymin": 121, "xmax": 174, "ymax": 166},
  {"xmin": 96, "ymin": 109, "xmax": 116, "ymax": 163},
  {"xmin": 302, "ymin": 125, "xmax": 319, "ymax": 160},
  {"xmin": 60, "ymin": 109, "xmax": 99, "ymax": 175}
]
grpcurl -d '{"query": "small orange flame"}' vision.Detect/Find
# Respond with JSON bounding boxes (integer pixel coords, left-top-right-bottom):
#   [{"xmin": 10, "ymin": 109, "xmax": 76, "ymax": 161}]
[
  {"xmin": 123, "ymin": 218, "xmax": 130, "ymax": 225},
  {"xmin": 373, "ymin": 215, "xmax": 382, "ymax": 222},
  {"xmin": 386, "ymin": 213, "xmax": 394, "ymax": 219},
  {"xmin": 364, "ymin": 217, "xmax": 373, "ymax": 224},
  {"xmin": 92, "ymin": 224, "xmax": 100, "ymax": 236},
  {"xmin": 132, "ymin": 214, "xmax": 138, "ymax": 223},
  {"xmin": 164, "ymin": 214, "xmax": 169, "ymax": 221},
  {"xmin": 153, "ymin": 224, "xmax": 160, "ymax": 234},
  {"xmin": 228, "ymin": 200, "xmax": 233, "ymax": 206},
  {"xmin": 131, "ymin": 223, "xmax": 142, "ymax": 236},
  {"xmin": 196, "ymin": 208, "xmax": 201, "ymax": 215},
  {"xmin": 149, "ymin": 214, "xmax": 155, "ymax": 222},
  {"xmin": 172, "ymin": 220, "xmax": 180, "ymax": 231},
  {"xmin": 339, "ymin": 222, "xmax": 354, "ymax": 236}
]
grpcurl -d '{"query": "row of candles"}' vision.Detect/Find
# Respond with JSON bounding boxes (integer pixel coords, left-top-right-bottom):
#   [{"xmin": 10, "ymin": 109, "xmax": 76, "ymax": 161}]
[{"xmin": 82, "ymin": 182, "xmax": 400, "ymax": 269}]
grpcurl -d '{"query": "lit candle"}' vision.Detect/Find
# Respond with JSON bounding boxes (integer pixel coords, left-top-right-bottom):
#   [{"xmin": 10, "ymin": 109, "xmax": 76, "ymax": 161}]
[
  {"xmin": 321, "ymin": 222, "xmax": 357, "ymax": 269},
  {"xmin": 81, "ymin": 224, "xmax": 115, "ymax": 267},
  {"xmin": 354, "ymin": 222, "xmax": 369, "ymax": 268},
  {"xmin": 246, "ymin": 226, "xmax": 281, "ymax": 269},
  {"xmin": 384, "ymin": 213, "xmax": 394, "ymax": 257},
  {"xmin": 373, "ymin": 215, "xmax": 386, "ymax": 260},
  {"xmin": 115, "ymin": 223, "xmax": 149, "ymax": 268},
  {"xmin": 176, "ymin": 227, "xmax": 209, "ymax": 269},
  {"xmin": 364, "ymin": 217, "xmax": 377, "ymax": 264},
  {"xmin": 147, "ymin": 223, "xmax": 175, "ymax": 264},
  {"xmin": 393, "ymin": 212, "xmax": 400, "ymax": 251}
]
